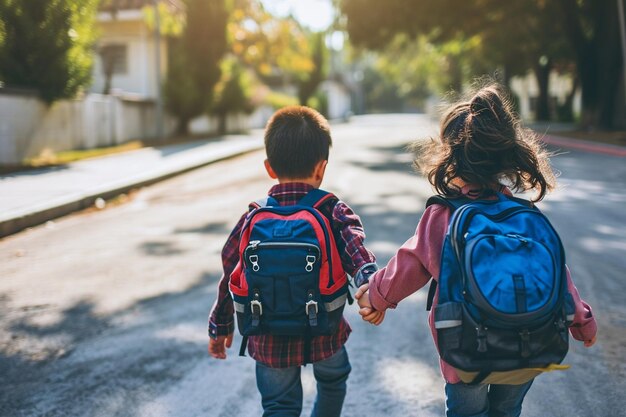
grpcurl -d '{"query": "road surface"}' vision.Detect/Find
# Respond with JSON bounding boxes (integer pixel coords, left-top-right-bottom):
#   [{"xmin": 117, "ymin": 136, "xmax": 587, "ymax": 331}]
[{"xmin": 1, "ymin": 114, "xmax": 624, "ymax": 416}]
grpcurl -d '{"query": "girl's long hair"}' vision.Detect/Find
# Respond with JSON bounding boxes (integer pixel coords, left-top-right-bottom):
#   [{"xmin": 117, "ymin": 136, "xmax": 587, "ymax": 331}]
[{"xmin": 415, "ymin": 83, "xmax": 556, "ymax": 202}]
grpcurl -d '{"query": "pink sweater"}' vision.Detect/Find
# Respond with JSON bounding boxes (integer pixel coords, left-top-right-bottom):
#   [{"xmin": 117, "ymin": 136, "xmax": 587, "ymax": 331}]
[{"xmin": 368, "ymin": 200, "xmax": 598, "ymax": 383}]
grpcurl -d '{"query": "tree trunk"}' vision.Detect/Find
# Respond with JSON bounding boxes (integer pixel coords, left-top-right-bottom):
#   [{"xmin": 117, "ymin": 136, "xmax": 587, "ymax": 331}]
[
  {"xmin": 218, "ymin": 113, "xmax": 227, "ymax": 135},
  {"xmin": 533, "ymin": 59, "xmax": 552, "ymax": 121},
  {"xmin": 447, "ymin": 55, "xmax": 463, "ymax": 94},
  {"xmin": 558, "ymin": 75, "xmax": 578, "ymax": 122},
  {"xmin": 175, "ymin": 117, "xmax": 190, "ymax": 137},
  {"xmin": 559, "ymin": 0, "xmax": 622, "ymax": 129}
]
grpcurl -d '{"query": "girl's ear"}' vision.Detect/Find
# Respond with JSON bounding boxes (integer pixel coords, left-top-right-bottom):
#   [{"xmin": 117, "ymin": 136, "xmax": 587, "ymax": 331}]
[{"xmin": 264, "ymin": 159, "xmax": 278, "ymax": 179}]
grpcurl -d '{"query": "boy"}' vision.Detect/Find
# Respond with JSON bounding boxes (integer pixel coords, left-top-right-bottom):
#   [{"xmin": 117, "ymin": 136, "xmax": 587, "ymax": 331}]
[{"xmin": 208, "ymin": 106, "xmax": 377, "ymax": 417}]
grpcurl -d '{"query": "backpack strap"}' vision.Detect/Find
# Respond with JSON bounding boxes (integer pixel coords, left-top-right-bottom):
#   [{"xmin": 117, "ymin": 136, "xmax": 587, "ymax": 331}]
[
  {"xmin": 297, "ymin": 188, "xmax": 337, "ymax": 208},
  {"xmin": 238, "ymin": 335, "xmax": 249, "ymax": 357},
  {"xmin": 425, "ymin": 195, "xmax": 467, "ymax": 312},
  {"xmin": 249, "ymin": 196, "xmax": 280, "ymax": 211},
  {"xmin": 503, "ymin": 194, "xmax": 534, "ymax": 208},
  {"xmin": 425, "ymin": 195, "xmax": 470, "ymax": 211}
]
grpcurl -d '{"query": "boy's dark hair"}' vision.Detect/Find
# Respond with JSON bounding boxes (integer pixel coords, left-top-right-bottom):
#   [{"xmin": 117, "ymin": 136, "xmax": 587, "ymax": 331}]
[
  {"xmin": 414, "ymin": 83, "xmax": 556, "ymax": 202},
  {"xmin": 264, "ymin": 106, "xmax": 332, "ymax": 178}
]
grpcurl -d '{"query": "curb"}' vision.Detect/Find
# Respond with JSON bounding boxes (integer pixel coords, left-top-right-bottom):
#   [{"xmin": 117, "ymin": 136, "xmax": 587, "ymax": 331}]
[
  {"xmin": 541, "ymin": 134, "xmax": 626, "ymax": 158},
  {"xmin": 0, "ymin": 141, "xmax": 263, "ymax": 238}
]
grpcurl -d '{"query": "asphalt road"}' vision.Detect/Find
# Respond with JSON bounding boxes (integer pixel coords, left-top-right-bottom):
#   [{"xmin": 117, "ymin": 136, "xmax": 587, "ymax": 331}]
[{"xmin": 1, "ymin": 114, "xmax": 624, "ymax": 417}]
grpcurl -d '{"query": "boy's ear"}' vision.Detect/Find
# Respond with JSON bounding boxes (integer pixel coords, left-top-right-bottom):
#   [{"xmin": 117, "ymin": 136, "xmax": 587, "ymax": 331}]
[
  {"xmin": 264, "ymin": 159, "xmax": 278, "ymax": 179},
  {"xmin": 314, "ymin": 160, "xmax": 328, "ymax": 181}
]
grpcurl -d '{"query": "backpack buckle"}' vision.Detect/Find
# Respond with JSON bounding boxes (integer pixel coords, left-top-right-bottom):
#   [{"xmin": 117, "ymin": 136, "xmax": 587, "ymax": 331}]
[
  {"xmin": 250, "ymin": 290, "xmax": 263, "ymax": 328},
  {"xmin": 305, "ymin": 255, "xmax": 316, "ymax": 272},
  {"xmin": 306, "ymin": 299, "xmax": 318, "ymax": 315},
  {"xmin": 251, "ymin": 299, "xmax": 263, "ymax": 316},
  {"xmin": 556, "ymin": 318, "xmax": 568, "ymax": 340},
  {"xmin": 519, "ymin": 329, "xmax": 531, "ymax": 358},
  {"xmin": 306, "ymin": 291, "xmax": 318, "ymax": 327},
  {"xmin": 249, "ymin": 255, "xmax": 260, "ymax": 272},
  {"xmin": 476, "ymin": 325, "xmax": 488, "ymax": 353}
]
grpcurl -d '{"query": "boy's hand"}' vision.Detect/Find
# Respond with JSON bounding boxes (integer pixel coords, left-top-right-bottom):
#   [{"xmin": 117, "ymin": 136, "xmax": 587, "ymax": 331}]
[
  {"xmin": 208, "ymin": 333, "xmax": 233, "ymax": 359},
  {"xmin": 584, "ymin": 335, "xmax": 596, "ymax": 347},
  {"xmin": 355, "ymin": 283, "xmax": 385, "ymax": 326}
]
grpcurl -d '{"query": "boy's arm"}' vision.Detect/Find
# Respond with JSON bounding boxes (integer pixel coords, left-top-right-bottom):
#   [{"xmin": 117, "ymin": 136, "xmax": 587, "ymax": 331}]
[
  {"xmin": 208, "ymin": 213, "xmax": 246, "ymax": 340},
  {"xmin": 332, "ymin": 201, "xmax": 378, "ymax": 287}
]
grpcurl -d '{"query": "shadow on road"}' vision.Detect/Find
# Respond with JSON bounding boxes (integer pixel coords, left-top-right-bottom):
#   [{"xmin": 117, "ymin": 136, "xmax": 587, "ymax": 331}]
[{"xmin": 0, "ymin": 270, "xmax": 221, "ymax": 416}]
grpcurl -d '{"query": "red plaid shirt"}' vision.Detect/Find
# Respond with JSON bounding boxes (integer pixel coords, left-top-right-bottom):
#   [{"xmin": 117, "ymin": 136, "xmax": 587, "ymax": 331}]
[{"xmin": 209, "ymin": 182, "xmax": 377, "ymax": 368}]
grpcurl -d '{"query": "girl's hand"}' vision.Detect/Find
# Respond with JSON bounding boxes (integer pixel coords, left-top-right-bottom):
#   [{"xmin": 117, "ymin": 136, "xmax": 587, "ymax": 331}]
[{"xmin": 584, "ymin": 335, "xmax": 596, "ymax": 347}]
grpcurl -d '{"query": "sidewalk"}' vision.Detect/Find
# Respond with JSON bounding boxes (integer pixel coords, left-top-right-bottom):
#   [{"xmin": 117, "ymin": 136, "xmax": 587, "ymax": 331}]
[
  {"xmin": 1, "ymin": 124, "xmax": 624, "ymax": 239},
  {"xmin": 0, "ymin": 132, "xmax": 264, "ymax": 238}
]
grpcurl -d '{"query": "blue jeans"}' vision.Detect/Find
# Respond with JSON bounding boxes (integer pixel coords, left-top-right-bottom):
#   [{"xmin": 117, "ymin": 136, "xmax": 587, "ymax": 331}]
[
  {"xmin": 255, "ymin": 346, "xmax": 351, "ymax": 417},
  {"xmin": 445, "ymin": 380, "xmax": 534, "ymax": 417}
]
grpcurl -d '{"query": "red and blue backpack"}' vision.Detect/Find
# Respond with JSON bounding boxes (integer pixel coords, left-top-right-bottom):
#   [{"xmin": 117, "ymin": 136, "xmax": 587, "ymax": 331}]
[{"xmin": 229, "ymin": 189, "xmax": 349, "ymax": 357}]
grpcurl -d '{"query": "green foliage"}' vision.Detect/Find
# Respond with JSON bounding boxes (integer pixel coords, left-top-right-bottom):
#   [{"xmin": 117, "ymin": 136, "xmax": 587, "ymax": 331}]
[
  {"xmin": 342, "ymin": 0, "xmax": 622, "ymax": 127},
  {"xmin": 0, "ymin": 0, "xmax": 98, "ymax": 103},
  {"xmin": 164, "ymin": 0, "xmax": 228, "ymax": 134},
  {"xmin": 212, "ymin": 56, "xmax": 256, "ymax": 134},
  {"xmin": 263, "ymin": 91, "xmax": 298, "ymax": 109},
  {"xmin": 307, "ymin": 90, "xmax": 329, "ymax": 117},
  {"xmin": 212, "ymin": 57, "xmax": 255, "ymax": 117},
  {"xmin": 228, "ymin": 0, "xmax": 314, "ymax": 84},
  {"xmin": 360, "ymin": 65, "xmax": 406, "ymax": 113},
  {"xmin": 298, "ymin": 32, "xmax": 327, "ymax": 105},
  {"xmin": 142, "ymin": 3, "xmax": 185, "ymax": 37}
]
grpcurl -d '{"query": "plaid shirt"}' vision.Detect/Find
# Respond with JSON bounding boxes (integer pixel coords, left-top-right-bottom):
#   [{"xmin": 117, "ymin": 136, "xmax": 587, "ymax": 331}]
[{"xmin": 209, "ymin": 182, "xmax": 377, "ymax": 368}]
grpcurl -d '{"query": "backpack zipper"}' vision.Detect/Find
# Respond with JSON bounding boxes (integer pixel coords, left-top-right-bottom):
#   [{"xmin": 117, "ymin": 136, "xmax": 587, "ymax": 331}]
[{"xmin": 244, "ymin": 242, "xmax": 321, "ymax": 273}]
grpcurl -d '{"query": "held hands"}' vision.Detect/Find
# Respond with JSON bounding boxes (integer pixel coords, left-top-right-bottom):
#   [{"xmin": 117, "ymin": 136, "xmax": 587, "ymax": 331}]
[
  {"xmin": 355, "ymin": 283, "xmax": 385, "ymax": 326},
  {"xmin": 208, "ymin": 333, "xmax": 233, "ymax": 359}
]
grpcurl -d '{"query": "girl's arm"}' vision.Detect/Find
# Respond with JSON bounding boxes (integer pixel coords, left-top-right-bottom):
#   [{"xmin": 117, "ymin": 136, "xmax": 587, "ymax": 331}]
[
  {"xmin": 565, "ymin": 266, "xmax": 597, "ymax": 344},
  {"xmin": 368, "ymin": 205, "xmax": 450, "ymax": 312}
]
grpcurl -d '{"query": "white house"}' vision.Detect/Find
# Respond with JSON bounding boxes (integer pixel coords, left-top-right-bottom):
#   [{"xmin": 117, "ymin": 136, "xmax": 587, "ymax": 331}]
[{"xmin": 92, "ymin": 0, "xmax": 183, "ymax": 99}]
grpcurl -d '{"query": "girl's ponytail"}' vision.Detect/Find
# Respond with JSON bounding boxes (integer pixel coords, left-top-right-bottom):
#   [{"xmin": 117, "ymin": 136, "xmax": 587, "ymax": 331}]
[{"xmin": 416, "ymin": 83, "xmax": 556, "ymax": 202}]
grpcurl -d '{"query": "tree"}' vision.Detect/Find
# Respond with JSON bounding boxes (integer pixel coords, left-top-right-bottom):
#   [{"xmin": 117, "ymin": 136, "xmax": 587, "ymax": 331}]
[
  {"xmin": 0, "ymin": 0, "xmax": 98, "ymax": 103},
  {"xmin": 164, "ymin": 0, "xmax": 228, "ymax": 135},
  {"xmin": 212, "ymin": 57, "xmax": 255, "ymax": 134},
  {"xmin": 297, "ymin": 32, "xmax": 327, "ymax": 106},
  {"xmin": 342, "ymin": 0, "xmax": 622, "ymax": 127},
  {"xmin": 557, "ymin": 0, "xmax": 624, "ymax": 128},
  {"xmin": 228, "ymin": 0, "xmax": 314, "ymax": 87}
]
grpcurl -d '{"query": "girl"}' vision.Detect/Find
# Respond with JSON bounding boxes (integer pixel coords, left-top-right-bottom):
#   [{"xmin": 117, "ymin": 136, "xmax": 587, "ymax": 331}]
[{"xmin": 356, "ymin": 84, "xmax": 597, "ymax": 417}]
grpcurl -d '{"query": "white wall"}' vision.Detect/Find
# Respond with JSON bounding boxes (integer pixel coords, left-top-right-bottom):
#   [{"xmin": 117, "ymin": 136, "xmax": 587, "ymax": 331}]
[
  {"xmin": 0, "ymin": 92, "xmax": 47, "ymax": 164},
  {"xmin": 0, "ymin": 93, "xmax": 174, "ymax": 164},
  {"xmin": 321, "ymin": 80, "xmax": 352, "ymax": 120},
  {"xmin": 0, "ymin": 91, "xmax": 270, "ymax": 165}
]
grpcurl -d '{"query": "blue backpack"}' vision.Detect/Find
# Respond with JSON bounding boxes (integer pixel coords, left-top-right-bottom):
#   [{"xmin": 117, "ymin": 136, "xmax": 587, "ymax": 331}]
[
  {"xmin": 229, "ymin": 189, "xmax": 349, "ymax": 359},
  {"xmin": 427, "ymin": 193, "xmax": 576, "ymax": 385}
]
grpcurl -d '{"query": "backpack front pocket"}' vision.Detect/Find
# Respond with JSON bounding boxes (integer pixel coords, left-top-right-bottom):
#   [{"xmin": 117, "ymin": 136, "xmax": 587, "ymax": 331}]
[{"xmin": 243, "ymin": 242, "xmax": 322, "ymax": 335}]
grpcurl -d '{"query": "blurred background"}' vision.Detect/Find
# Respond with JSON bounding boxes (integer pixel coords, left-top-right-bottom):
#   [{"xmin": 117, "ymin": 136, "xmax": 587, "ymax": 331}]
[
  {"xmin": 1, "ymin": 2, "xmax": 625, "ymax": 416},
  {"xmin": 1, "ymin": 0, "xmax": 625, "ymax": 167}
]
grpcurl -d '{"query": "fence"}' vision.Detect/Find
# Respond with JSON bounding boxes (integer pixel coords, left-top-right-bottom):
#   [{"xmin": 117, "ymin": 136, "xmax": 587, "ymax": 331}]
[
  {"xmin": 0, "ymin": 91, "xmax": 175, "ymax": 164},
  {"xmin": 0, "ymin": 90, "xmax": 273, "ymax": 165}
]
